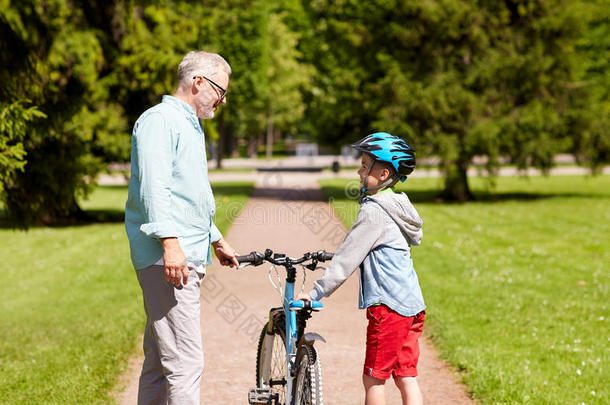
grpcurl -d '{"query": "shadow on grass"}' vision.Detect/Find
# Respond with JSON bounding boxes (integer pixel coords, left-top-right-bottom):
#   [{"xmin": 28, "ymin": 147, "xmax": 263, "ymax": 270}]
[
  {"xmin": 0, "ymin": 182, "xmax": 255, "ymax": 229},
  {"xmin": 319, "ymin": 186, "xmax": 609, "ymax": 204},
  {"xmin": 211, "ymin": 182, "xmax": 255, "ymax": 197},
  {"xmin": 0, "ymin": 209, "xmax": 126, "ymax": 229}
]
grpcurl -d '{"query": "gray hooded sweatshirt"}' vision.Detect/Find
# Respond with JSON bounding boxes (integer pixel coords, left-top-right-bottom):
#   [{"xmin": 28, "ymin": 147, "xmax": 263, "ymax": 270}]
[{"xmin": 309, "ymin": 190, "xmax": 426, "ymax": 316}]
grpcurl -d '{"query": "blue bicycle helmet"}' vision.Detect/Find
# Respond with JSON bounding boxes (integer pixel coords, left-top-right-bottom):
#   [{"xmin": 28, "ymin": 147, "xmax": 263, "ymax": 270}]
[
  {"xmin": 352, "ymin": 132, "xmax": 416, "ymax": 197},
  {"xmin": 352, "ymin": 132, "xmax": 416, "ymax": 179}
]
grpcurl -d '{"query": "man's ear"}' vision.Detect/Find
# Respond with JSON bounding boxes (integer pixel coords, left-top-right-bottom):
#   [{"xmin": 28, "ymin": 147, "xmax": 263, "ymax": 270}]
[{"xmin": 191, "ymin": 76, "xmax": 202, "ymax": 95}]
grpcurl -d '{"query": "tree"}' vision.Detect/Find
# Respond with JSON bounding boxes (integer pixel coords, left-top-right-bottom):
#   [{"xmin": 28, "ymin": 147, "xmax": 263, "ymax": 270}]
[
  {"xmin": 207, "ymin": 0, "xmax": 271, "ymax": 166},
  {"xmin": 571, "ymin": 0, "xmax": 610, "ymax": 172},
  {"xmin": 303, "ymin": 0, "xmax": 592, "ymax": 201},
  {"xmin": 0, "ymin": 1, "xmax": 212, "ymax": 225},
  {"xmin": 207, "ymin": 0, "xmax": 314, "ymax": 162},
  {"xmin": 1, "ymin": 1, "xmax": 108, "ymax": 225},
  {"xmin": 264, "ymin": 12, "xmax": 313, "ymax": 159},
  {"xmin": 2, "ymin": 0, "xmax": 607, "ymax": 224}
]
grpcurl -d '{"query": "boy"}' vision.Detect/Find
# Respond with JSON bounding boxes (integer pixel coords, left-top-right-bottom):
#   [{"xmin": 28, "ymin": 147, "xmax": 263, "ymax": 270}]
[{"xmin": 297, "ymin": 132, "xmax": 426, "ymax": 405}]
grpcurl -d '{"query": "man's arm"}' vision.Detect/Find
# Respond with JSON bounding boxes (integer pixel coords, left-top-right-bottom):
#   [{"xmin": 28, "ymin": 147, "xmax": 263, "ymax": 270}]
[{"xmin": 135, "ymin": 112, "xmax": 188, "ymax": 286}]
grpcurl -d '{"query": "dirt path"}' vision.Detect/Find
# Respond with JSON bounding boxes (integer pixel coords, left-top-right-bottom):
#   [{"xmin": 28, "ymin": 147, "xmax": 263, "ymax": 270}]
[{"xmin": 116, "ymin": 173, "xmax": 475, "ymax": 404}]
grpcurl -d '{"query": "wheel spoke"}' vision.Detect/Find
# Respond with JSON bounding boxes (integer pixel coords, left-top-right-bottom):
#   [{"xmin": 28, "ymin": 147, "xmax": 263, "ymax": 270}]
[
  {"xmin": 270, "ymin": 335, "xmax": 286, "ymax": 403},
  {"xmin": 257, "ymin": 323, "xmax": 288, "ymax": 404}
]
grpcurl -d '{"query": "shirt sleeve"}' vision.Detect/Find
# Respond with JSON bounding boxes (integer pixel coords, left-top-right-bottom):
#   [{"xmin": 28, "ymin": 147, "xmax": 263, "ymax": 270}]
[
  {"xmin": 135, "ymin": 112, "xmax": 178, "ymax": 239},
  {"xmin": 210, "ymin": 221, "xmax": 222, "ymax": 243},
  {"xmin": 309, "ymin": 203, "xmax": 385, "ymax": 301}
]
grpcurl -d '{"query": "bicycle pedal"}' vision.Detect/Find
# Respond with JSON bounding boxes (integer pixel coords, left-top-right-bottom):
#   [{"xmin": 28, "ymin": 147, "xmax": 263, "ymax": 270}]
[{"xmin": 248, "ymin": 387, "xmax": 275, "ymax": 404}]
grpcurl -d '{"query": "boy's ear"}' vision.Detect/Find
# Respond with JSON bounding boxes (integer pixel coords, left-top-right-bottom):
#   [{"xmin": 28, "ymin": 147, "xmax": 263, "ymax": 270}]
[
  {"xmin": 381, "ymin": 168, "xmax": 388, "ymax": 180},
  {"xmin": 381, "ymin": 166, "xmax": 393, "ymax": 181}
]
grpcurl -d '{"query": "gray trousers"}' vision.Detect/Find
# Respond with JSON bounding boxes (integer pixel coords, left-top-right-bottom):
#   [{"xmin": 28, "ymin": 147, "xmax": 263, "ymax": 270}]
[{"xmin": 136, "ymin": 265, "xmax": 205, "ymax": 405}]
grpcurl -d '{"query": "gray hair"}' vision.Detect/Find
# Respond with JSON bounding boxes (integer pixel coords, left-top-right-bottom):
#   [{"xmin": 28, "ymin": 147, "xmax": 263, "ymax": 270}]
[{"xmin": 177, "ymin": 51, "xmax": 231, "ymax": 86}]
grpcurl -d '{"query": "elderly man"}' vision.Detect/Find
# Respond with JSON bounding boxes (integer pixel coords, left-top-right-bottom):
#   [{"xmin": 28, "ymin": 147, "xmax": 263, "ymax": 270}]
[{"xmin": 125, "ymin": 51, "xmax": 238, "ymax": 405}]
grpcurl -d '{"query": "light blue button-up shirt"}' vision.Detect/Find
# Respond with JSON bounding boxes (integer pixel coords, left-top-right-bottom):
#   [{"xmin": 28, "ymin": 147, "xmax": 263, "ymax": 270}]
[{"xmin": 125, "ymin": 95, "xmax": 222, "ymax": 270}]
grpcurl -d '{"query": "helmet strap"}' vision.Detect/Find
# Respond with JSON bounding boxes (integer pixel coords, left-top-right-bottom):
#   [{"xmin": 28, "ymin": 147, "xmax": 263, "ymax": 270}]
[{"xmin": 359, "ymin": 161, "xmax": 399, "ymax": 202}]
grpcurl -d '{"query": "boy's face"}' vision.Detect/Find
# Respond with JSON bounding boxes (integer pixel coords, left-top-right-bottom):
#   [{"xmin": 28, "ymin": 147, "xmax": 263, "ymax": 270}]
[{"xmin": 357, "ymin": 154, "xmax": 394, "ymax": 194}]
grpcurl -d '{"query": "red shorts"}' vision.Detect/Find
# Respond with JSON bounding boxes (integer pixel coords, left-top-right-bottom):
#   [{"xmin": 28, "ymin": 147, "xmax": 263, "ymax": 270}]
[{"xmin": 364, "ymin": 304, "xmax": 425, "ymax": 380}]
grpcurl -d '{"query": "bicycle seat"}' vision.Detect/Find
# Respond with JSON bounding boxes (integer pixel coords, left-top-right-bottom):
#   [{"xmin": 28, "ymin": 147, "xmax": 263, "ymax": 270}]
[{"xmin": 289, "ymin": 300, "xmax": 323, "ymax": 311}]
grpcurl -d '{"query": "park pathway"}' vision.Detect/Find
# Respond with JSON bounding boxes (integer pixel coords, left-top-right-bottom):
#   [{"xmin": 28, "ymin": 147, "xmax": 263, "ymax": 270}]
[{"xmin": 116, "ymin": 172, "xmax": 476, "ymax": 404}]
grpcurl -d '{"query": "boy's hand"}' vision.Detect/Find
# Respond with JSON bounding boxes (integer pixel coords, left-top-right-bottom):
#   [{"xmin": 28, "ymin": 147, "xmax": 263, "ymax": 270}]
[{"xmin": 295, "ymin": 292, "xmax": 312, "ymax": 302}]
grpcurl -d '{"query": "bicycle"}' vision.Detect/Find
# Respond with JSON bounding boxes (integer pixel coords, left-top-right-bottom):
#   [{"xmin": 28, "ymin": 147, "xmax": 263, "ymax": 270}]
[{"xmin": 237, "ymin": 248, "xmax": 334, "ymax": 405}]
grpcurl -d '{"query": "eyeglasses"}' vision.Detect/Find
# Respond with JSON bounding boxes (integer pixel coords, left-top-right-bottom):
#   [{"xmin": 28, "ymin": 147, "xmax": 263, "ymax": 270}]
[{"xmin": 193, "ymin": 75, "xmax": 226, "ymax": 104}]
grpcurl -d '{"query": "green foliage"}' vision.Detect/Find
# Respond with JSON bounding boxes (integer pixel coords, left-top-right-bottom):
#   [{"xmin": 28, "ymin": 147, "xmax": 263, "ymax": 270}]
[
  {"xmin": 321, "ymin": 175, "xmax": 610, "ymax": 404},
  {"xmin": 212, "ymin": 0, "xmax": 271, "ymax": 141},
  {"xmin": 1, "ymin": 0, "xmax": 609, "ymax": 222},
  {"xmin": 266, "ymin": 11, "xmax": 313, "ymax": 135},
  {"xmin": 114, "ymin": 2, "xmax": 210, "ymax": 118},
  {"xmin": 0, "ymin": 101, "xmax": 46, "ymax": 185},
  {"xmin": 0, "ymin": 1, "xmax": 130, "ymax": 225},
  {"xmin": 302, "ymin": 0, "xmax": 606, "ymax": 200},
  {"xmin": 571, "ymin": 0, "xmax": 610, "ymax": 171}
]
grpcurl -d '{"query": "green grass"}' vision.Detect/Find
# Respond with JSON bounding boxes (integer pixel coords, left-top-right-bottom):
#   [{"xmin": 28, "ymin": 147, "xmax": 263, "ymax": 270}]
[
  {"xmin": 319, "ymin": 175, "xmax": 609, "ymax": 405},
  {"xmin": 0, "ymin": 181, "xmax": 253, "ymax": 404}
]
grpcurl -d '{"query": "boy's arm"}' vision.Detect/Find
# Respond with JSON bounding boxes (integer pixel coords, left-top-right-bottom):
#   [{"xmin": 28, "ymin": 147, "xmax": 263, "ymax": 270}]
[{"xmin": 308, "ymin": 204, "xmax": 384, "ymax": 301}]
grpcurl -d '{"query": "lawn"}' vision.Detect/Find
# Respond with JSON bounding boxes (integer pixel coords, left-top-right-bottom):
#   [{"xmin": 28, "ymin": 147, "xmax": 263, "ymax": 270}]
[
  {"xmin": 0, "ymin": 181, "xmax": 253, "ymax": 404},
  {"xmin": 319, "ymin": 175, "xmax": 609, "ymax": 405}
]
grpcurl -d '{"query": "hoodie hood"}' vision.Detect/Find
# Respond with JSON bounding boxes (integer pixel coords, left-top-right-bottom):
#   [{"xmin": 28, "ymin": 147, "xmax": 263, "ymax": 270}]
[{"xmin": 365, "ymin": 191, "xmax": 423, "ymax": 245}]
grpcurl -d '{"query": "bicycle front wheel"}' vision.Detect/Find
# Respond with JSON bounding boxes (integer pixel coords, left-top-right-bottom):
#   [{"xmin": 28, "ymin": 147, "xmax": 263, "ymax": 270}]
[
  {"xmin": 256, "ymin": 320, "xmax": 287, "ymax": 404},
  {"xmin": 292, "ymin": 344, "xmax": 323, "ymax": 405}
]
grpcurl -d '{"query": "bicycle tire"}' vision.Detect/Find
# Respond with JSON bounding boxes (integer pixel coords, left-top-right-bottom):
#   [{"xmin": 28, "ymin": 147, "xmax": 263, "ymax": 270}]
[
  {"xmin": 256, "ymin": 320, "xmax": 287, "ymax": 404},
  {"xmin": 292, "ymin": 344, "xmax": 323, "ymax": 405}
]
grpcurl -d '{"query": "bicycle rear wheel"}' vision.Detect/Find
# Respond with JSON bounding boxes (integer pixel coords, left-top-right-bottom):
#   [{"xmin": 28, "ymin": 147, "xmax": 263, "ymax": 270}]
[
  {"xmin": 256, "ymin": 320, "xmax": 287, "ymax": 404},
  {"xmin": 292, "ymin": 344, "xmax": 323, "ymax": 405}
]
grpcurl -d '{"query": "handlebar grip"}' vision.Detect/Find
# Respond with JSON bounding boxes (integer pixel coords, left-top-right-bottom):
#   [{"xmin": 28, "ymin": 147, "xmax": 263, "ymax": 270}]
[
  {"xmin": 321, "ymin": 251, "xmax": 334, "ymax": 261},
  {"xmin": 236, "ymin": 252, "xmax": 257, "ymax": 264},
  {"xmin": 316, "ymin": 250, "xmax": 334, "ymax": 262}
]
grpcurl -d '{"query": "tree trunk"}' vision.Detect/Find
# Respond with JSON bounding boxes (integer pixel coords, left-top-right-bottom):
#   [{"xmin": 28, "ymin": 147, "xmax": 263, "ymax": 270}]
[
  {"xmin": 226, "ymin": 130, "xmax": 237, "ymax": 158},
  {"xmin": 440, "ymin": 161, "xmax": 473, "ymax": 202},
  {"xmin": 247, "ymin": 136, "xmax": 258, "ymax": 157},
  {"xmin": 216, "ymin": 115, "xmax": 225, "ymax": 169},
  {"xmin": 266, "ymin": 112, "xmax": 273, "ymax": 160}
]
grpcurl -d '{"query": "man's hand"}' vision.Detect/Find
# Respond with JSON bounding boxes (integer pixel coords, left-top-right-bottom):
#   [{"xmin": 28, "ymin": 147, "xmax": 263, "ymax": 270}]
[
  {"xmin": 295, "ymin": 292, "xmax": 312, "ymax": 302},
  {"xmin": 212, "ymin": 238, "xmax": 239, "ymax": 268},
  {"xmin": 161, "ymin": 237, "xmax": 189, "ymax": 287}
]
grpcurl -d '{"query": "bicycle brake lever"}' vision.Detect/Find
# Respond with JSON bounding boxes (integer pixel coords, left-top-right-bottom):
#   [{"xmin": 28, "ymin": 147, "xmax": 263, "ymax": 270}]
[{"xmin": 305, "ymin": 259, "xmax": 318, "ymax": 271}]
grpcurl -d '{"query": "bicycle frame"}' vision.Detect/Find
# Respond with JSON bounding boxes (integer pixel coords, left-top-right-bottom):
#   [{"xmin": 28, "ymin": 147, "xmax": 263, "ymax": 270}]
[
  {"xmin": 263, "ymin": 261, "xmax": 317, "ymax": 404},
  {"xmin": 282, "ymin": 271, "xmax": 298, "ymax": 404}
]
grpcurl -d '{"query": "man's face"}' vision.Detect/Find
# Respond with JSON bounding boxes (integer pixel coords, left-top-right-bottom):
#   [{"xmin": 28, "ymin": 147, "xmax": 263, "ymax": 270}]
[{"xmin": 194, "ymin": 71, "xmax": 229, "ymax": 119}]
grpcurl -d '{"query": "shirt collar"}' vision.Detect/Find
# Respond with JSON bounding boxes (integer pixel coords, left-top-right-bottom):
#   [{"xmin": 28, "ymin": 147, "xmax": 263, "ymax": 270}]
[
  {"xmin": 162, "ymin": 95, "xmax": 196, "ymax": 115},
  {"xmin": 162, "ymin": 95, "xmax": 202, "ymax": 131}
]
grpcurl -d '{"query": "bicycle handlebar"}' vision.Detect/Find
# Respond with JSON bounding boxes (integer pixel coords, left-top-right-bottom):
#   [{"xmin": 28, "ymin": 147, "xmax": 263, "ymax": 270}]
[
  {"xmin": 236, "ymin": 249, "xmax": 334, "ymax": 268},
  {"xmin": 236, "ymin": 251, "xmax": 265, "ymax": 266}
]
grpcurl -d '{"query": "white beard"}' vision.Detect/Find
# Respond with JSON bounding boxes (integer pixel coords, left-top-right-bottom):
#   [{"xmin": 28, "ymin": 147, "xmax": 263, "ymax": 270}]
[
  {"xmin": 202, "ymin": 109, "xmax": 215, "ymax": 119},
  {"xmin": 196, "ymin": 99, "xmax": 216, "ymax": 120}
]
